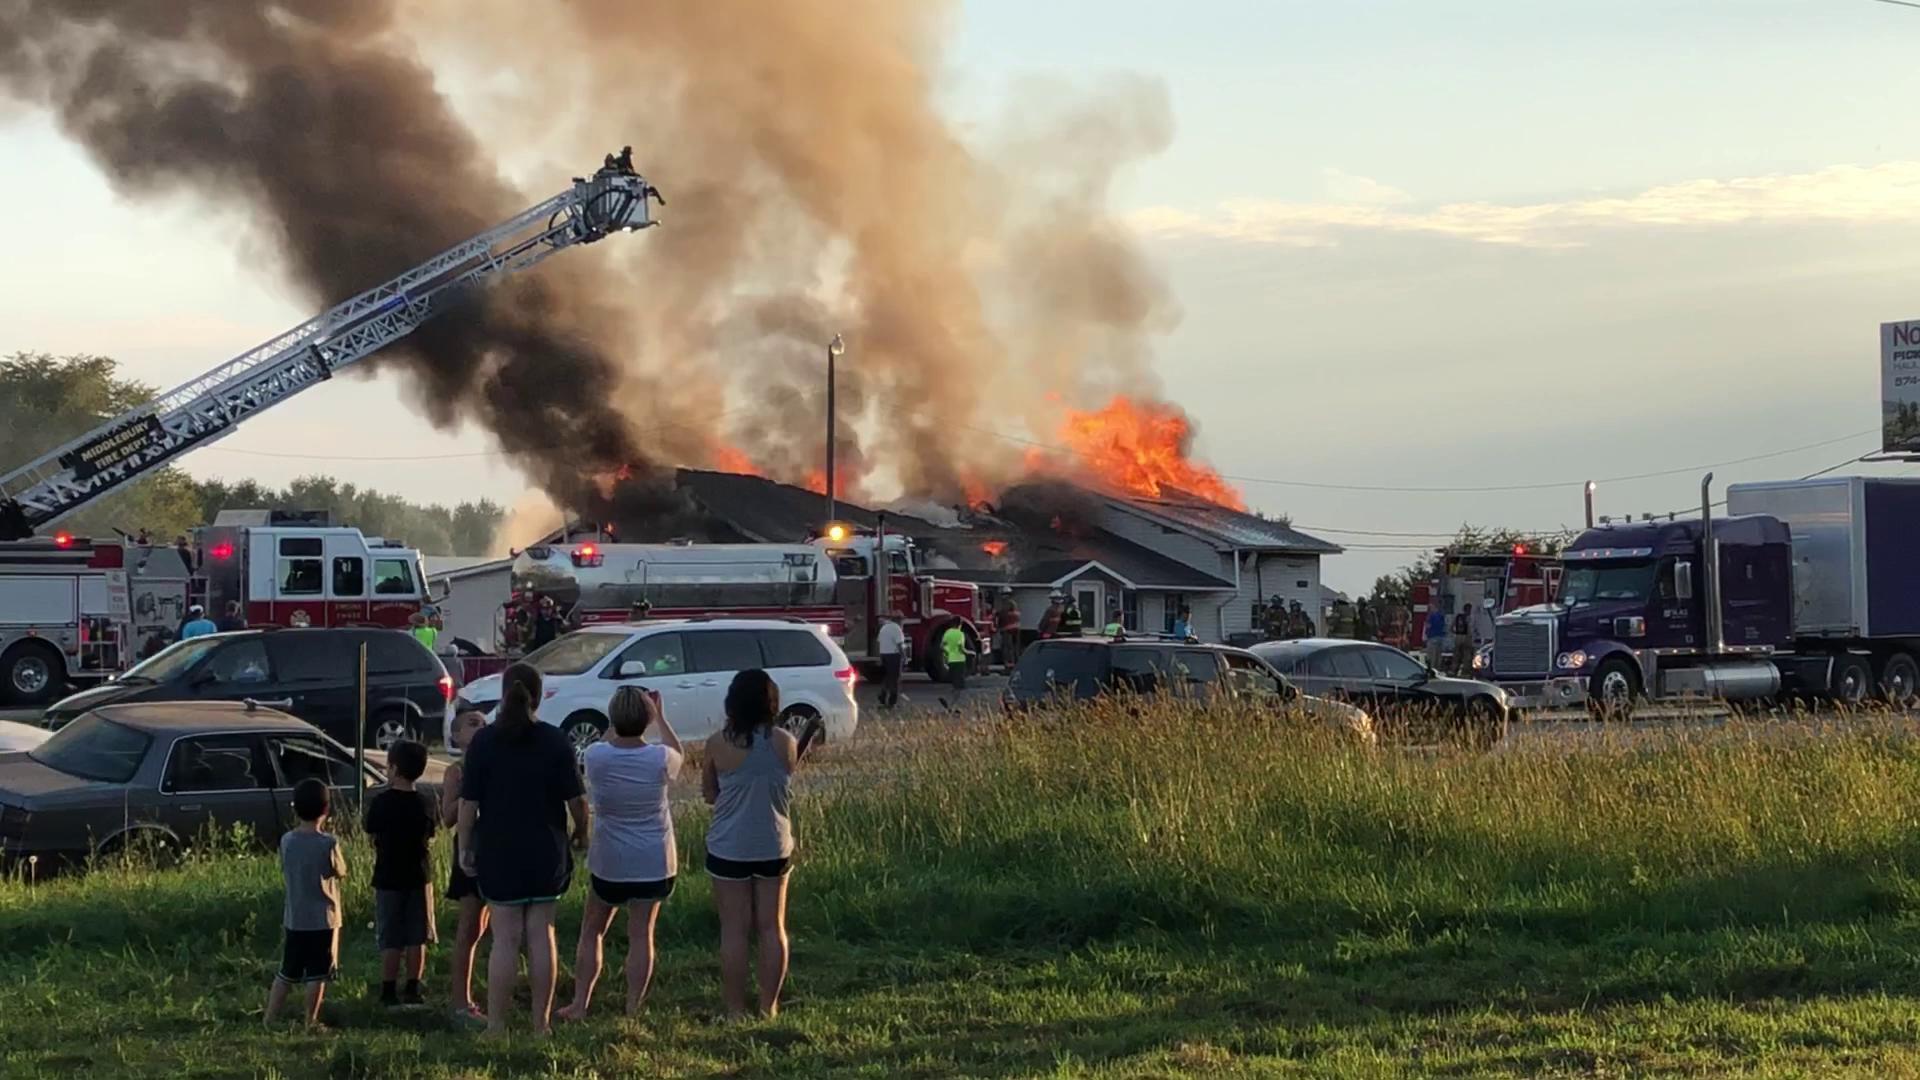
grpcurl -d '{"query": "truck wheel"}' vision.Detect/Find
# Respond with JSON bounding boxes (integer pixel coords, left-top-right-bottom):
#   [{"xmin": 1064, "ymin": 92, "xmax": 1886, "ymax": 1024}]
[
  {"xmin": 0, "ymin": 641, "xmax": 64, "ymax": 707},
  {"xmin": 1830, "ymin": 654, "xmax": 1874, "ymax": 707},
  {"xmin": 1878, "ymin": 652, "xmax": 1920, "ymax": 707},
  {"xmin": 1587, "ymin": 658, "xmax": 1639, "ymax": 720}
]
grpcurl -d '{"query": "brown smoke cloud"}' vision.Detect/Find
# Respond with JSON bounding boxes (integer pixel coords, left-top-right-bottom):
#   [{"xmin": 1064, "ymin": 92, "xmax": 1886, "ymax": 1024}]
[{"xmin": 0, "ymin": 0, "xmax": 1184, "ymax": 519}]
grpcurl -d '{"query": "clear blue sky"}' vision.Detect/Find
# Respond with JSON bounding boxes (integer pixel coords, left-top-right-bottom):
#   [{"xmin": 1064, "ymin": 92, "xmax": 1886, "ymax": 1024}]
[{"xmin": 5, "ymin": 0, "xmax": 1920, "ymax": 590}]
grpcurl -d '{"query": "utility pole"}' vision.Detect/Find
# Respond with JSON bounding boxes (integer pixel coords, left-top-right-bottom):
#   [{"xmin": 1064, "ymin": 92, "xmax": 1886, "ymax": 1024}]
[{"xmin": 826, "ymin": 334, "xmax": 845, "ymax": 522}]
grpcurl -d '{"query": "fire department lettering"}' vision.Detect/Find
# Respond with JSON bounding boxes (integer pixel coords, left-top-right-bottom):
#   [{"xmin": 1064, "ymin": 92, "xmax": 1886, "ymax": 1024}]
[{"xmin": 59, "ymin": 416, "xmax": 164, "ymax": 481}]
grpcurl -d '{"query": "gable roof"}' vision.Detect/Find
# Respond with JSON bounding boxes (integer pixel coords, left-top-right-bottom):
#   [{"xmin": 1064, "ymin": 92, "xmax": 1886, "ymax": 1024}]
[{"xmin": 1108, "ymin": 490, "xmax": 1343, "ymax": 554}]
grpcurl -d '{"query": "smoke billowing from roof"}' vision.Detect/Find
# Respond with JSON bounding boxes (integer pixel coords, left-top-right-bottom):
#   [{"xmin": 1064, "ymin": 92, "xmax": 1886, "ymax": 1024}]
[{"xmin": 0, "ymin": 0, "xmax": 1187, "ymax": 516}]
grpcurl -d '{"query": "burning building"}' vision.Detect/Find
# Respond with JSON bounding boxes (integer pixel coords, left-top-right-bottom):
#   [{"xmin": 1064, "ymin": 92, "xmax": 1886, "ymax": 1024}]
[{"xmin": 552, "ymin": 468, "xmax": 1341, "ymax": 644}]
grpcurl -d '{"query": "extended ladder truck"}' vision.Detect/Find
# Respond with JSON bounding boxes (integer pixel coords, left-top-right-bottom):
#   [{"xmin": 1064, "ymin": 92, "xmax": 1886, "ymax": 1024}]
[{"xmin": 0, "ymin": 154, "xmax": 663, "ymax": 705}]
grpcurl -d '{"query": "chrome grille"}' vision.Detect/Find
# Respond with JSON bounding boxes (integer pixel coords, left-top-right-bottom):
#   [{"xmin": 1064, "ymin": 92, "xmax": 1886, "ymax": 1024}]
[{"xmin": 1494, "ymin": 620, "xmax": 1552, "ymax": 676}]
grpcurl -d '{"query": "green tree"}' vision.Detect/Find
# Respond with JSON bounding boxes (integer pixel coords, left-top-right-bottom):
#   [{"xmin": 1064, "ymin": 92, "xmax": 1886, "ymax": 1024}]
[
  {"xmin": 0, "ymin": 351, "xmax": 203, "ymax": 539},
  {"xmin": 193, "ymin": 476, "xmax": 502, "ymax": 555}
]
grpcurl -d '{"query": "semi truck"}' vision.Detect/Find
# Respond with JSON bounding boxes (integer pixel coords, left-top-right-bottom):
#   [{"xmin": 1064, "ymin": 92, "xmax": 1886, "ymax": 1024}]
[{"xmin": 1488, "ymin": 473, "xmax": 1920, "ymax": 714}]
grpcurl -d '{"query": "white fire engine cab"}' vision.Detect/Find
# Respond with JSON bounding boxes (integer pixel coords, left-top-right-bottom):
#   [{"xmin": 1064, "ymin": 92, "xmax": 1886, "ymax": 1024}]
[{"xmin": 196, "ymin": 510, "xmax": 434, "ymax": 631}]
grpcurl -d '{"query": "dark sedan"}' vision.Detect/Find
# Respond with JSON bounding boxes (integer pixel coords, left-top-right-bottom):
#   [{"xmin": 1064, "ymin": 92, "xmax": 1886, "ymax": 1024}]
[
  {"xmin": 0, "ymin": 701, "xmax": 387, "ymax": 864},
  {"xmin": 1250, "ymin": 638, "xmax": 1510, "ymax": 749}
]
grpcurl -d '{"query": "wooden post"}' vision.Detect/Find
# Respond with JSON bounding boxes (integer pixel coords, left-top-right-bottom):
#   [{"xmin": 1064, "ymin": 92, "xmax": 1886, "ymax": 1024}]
[{"xmin": 354, "ymin": 641, "xmax": 368, "ymax": 814}]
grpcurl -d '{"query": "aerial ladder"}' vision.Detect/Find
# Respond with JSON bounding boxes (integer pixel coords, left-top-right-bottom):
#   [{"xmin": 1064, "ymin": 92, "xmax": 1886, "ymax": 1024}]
[{"xmin": 0, "ymin": 152, "xmax": 664, "ymax": 541}]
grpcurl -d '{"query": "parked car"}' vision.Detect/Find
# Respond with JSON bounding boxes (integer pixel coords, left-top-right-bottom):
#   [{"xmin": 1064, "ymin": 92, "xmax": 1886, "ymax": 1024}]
[
  {"xmin": 44, "ymin": 628, "xmax": 453, "ymax": 751},
  {"xmin": 0, "ymin": 701, "xmax": 386, "ymax": 864},
  {"xmin": 0, "ymin": 721, "xmax": 48, "ymax": 754},
  {"xmin": 1250, "ymin": 638, "xmax": 1510, "ymax": 748},
  {"xmin": 454, "ymin": 618, "xmax": 860, "ymax": 751},
  {"xmin": 1003, "ymin": 634, "xmax": 1377, "ymax": 745}
]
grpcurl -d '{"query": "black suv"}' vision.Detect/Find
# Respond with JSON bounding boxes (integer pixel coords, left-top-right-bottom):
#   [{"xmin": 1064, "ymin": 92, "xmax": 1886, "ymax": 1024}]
[
  {"xmin": 44, "ymin": 628, "xmax": 451, "ymax": 751},
  {"xmin": 1004, "ymin": 634, "xmax": 1376, "ymax": 743}
]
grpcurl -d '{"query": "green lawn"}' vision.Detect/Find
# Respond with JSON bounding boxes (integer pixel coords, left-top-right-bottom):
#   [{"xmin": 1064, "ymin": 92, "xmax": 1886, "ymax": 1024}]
[{"xmin": 8, "ymin": 707, "xmax": 1920, "ymax": 1077}]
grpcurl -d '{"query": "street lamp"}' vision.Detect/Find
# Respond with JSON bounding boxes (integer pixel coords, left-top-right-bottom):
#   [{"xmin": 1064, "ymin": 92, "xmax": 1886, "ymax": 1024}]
[{"xmin": 826, "ymin": 334, "xmax": 845, "ymax": 523}]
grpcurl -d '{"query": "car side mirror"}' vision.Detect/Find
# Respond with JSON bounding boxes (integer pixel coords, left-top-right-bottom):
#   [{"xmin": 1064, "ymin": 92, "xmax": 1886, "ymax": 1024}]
[{"xmin": 618, "ymin": 660, "xmax": 646, "ymax": 678}]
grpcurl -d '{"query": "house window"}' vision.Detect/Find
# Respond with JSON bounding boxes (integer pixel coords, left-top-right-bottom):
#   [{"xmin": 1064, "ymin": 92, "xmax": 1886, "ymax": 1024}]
[{"xmin": 1122, "ymin": 589, "xmax": 1140, "ymax": 631}]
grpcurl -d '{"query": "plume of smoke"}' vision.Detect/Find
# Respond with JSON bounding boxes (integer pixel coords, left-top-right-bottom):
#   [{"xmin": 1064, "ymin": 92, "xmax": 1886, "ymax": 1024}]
[
  {"xmin": 0, "ymin": 0, "xmax": 695, "ymax": 521},
  {"xmin": 2, "ymin": 0, "xmax": 1186, "ymax": 527}
]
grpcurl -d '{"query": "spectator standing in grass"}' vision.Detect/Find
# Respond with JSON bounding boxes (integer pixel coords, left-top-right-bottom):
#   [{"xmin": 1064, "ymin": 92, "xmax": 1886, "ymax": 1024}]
[
  {"xmin": 557, "ymin": 686, "xmax": 684, "ymax": 1020},
  {"xmin": 703, "ymin": 670, "xmax": 814, "ymax": 1020},
  {"xmin": 458, "ymin": 662, "xmax": 589, "ymax": 1036},
  {"xmin": 265, "ymin": 778, "xmax": 346, "ymax": 1028},
  {"xmin": 363, "ymin": 739, "xmax": 437, "ymax": 1008},
  {"xmin": 441, "ymin": 710, "xmax": 490, "ymax": 1024}
]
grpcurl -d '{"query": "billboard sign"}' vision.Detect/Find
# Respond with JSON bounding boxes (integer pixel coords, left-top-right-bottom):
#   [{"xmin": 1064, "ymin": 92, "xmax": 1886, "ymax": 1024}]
[{"xmin": 1882, "ymin": 320, "xmax": 1920, "ymax": 454}]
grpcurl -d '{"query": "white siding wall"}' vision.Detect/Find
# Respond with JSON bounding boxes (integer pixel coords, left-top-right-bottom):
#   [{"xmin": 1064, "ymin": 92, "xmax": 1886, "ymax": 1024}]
[{"xmin": 1256, "ymin": 555, "xmax": 1325, "ymax": 634}]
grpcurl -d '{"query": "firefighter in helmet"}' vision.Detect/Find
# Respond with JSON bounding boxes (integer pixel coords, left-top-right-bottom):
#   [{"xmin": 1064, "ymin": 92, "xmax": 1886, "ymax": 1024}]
[
  {"xmin": 1288, "ymin": 600, "xmax": 1314, "ymax": 639},
  {"xmin": 1057, "ymin": 598, "xmax": 1084, "ymax": 637}
]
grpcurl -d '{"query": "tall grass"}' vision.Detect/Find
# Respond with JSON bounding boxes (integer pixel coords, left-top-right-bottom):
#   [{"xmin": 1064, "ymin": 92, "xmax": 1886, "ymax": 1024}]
[{"xmin": 7, "ymin": 701, "xmax": 1920, "ymax": 1076}]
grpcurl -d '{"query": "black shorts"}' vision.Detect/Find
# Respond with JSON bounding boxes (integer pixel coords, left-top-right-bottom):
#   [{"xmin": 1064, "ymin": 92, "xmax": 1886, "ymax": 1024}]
[
  {"xmin": 705, "ymin": 852, "xmax": 791, "ymax": 881},
  {"xmin": 374, "ymin": 885, "xmax": 437, "ymax": 949},
  {"xmin": 590, "ymin": 874, "xmax": 676, "ymax": 905},
  {"xmin": 279, "ymin": 928, "xmax": 338, "ymax": 984}
]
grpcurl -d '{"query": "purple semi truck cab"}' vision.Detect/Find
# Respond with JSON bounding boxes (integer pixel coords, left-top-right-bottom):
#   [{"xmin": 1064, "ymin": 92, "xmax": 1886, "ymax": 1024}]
[{"xmin": 1489, "ymin": 475, "xmax": 1920, "ymax": 714}]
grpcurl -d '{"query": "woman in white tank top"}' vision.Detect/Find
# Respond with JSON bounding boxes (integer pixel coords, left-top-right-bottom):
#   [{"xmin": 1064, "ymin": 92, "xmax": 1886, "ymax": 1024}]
[{"xmin": 556, "ymin": 686, "xmax": 683, "ymax": 1020}]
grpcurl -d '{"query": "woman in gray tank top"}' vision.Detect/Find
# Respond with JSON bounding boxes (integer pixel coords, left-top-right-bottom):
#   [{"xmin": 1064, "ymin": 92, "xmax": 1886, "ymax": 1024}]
[{"xmin": 702, "ymin": 668, "xmax": 814, "ymax": 1019}]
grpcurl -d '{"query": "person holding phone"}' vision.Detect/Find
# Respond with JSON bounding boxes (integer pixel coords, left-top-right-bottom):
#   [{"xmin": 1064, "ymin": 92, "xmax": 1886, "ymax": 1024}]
[{"xmin": 557, "ymin": 686, "xmax": 683, "ymax": 1020}]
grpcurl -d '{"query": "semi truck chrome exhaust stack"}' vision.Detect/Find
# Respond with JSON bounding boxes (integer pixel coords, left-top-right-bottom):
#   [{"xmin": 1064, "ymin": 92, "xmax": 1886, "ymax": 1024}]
[{"xmin": 1702, "ymin": 472, "xmax": 1724, "ymax": 655}]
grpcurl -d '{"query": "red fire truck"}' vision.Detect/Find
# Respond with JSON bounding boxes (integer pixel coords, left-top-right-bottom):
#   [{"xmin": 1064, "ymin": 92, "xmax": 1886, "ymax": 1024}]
[
  {"xmin": 1408, "ymin": 544, "xmax": 1561, "ymax": 651},
  {"xmin": 195, "ymin": 510, "xmax": 434, "ymax": 630},
  {"xmin": 502, "ymin": 523, "xmax": 986, "ymax": 676},
  {"xmin": 0, "ymin": 514, "xmax": 433, "ymax": 705}
]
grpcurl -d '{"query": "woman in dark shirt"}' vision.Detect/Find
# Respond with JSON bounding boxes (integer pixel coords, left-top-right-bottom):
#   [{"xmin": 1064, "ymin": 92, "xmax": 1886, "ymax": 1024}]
[{"xmin": 457, "ymin": 662, "xmax": 588, "ymax": 1036}]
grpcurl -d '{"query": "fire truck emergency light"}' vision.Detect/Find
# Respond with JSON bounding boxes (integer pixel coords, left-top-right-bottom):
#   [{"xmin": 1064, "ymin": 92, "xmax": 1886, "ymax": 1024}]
[
  {"xmin": 824, "ymin": 523, "xmax": 850, "ymax": 543},
  {"xmin": 210, "ymin": 542, "xmax": 235, "ymax": 561},
  {"xmin": 52, "ymin": 532, "xmax": 72, "ymax": 548},
  {"xmin": 1512, "ymin": 543, "xmax": 1528, "ymax": 556},
  {"xmin": 572, "ymin": 543, "xmax": 604, "ymax": 568}
]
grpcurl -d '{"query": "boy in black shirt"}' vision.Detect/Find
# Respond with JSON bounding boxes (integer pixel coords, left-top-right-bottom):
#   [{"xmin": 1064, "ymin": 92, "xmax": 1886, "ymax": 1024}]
[{"xmin": 364, "ymin": 740, "xmax": 437, "ymax": 1006}]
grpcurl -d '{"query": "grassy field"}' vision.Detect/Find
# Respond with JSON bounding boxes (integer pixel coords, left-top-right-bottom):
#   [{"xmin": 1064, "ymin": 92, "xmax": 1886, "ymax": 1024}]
[{"xmin": 8, "ymin": 705, "xmax": 1920, "ymax": 1077}]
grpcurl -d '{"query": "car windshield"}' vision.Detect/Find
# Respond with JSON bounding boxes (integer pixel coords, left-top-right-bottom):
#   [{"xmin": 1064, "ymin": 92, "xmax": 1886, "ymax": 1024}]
[
  {"xmin": 119, "ymin": 637, "xmax": 223, "ymax": 683},
  {"xmin": 1560, "ymin": 562, "xmax": 1658, "ymax": 605},
  {"xmin": 521, "ymin": 631, "xmax": 627, "ymax": 676},
  {"xmin": 28, "ymin": 714, "xmax": 153, "ymax": 784}
]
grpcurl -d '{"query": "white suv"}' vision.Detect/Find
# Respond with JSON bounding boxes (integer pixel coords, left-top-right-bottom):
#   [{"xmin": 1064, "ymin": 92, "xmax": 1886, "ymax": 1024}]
[{"xmin": 451, "ymin": 619, "xmax": 859, "ymax": 752}]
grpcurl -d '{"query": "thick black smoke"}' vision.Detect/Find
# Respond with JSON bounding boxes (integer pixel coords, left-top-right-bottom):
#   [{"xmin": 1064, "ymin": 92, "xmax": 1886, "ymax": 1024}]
[{"xmin": 0, "ymin": 0, "xmax": 687, "ymax": 521}]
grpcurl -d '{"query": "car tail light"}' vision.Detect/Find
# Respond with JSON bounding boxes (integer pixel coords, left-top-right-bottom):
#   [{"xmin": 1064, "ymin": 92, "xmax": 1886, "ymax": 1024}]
[
  {"xmin": 438, "ymin": 674, "xmax": 455, "ymax": 703},
  {"xmin": 834, "ymin": 666, "xmax": 856, "ymax": 684}
]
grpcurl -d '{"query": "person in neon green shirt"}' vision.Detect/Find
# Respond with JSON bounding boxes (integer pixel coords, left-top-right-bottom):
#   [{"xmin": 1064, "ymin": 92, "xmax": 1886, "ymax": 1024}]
[
  {"xmin": 940, "ymin": 622, "xmax": 970, "ymax": 693},
  {"xmin": 408, "ymin": 612, "xmax": 439, "ymax": 652}
]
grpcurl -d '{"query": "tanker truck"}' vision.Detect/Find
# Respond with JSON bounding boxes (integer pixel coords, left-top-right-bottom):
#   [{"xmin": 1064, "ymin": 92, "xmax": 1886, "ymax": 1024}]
[{"xmin": 1487, "ymin": 473, "xmax": 1920, "ymax": 714}]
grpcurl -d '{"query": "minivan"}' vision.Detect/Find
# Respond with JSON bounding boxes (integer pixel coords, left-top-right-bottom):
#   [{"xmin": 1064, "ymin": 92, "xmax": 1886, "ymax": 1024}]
[{"xmin": 454, "ymin": 618, "xmax": 859, "ymax": 751}]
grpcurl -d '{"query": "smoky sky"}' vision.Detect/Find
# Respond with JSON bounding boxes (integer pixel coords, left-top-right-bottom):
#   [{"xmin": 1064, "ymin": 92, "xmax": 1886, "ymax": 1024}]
[{"xmin": 0, "ymin": 0, "xmax": 1182, "ymax": 517}]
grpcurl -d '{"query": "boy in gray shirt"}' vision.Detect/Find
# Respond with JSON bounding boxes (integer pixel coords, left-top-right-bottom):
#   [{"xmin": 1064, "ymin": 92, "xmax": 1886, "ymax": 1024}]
[{"xmin": 266, "ymin": 778, "xmax": 347, "ymax": 1027}]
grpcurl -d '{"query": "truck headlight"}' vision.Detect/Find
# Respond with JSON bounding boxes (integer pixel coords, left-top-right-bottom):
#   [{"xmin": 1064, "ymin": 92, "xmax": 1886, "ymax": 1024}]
[{"xmin": 1556, "ymin": 650, "xmax": 1588, "ymax": 671}]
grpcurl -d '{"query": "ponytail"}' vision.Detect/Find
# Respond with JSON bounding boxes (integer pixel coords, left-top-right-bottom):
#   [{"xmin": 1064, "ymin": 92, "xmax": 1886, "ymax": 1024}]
[{"xmin": 496, "ymin": 661, "xmax": 542, "ymax": 742}]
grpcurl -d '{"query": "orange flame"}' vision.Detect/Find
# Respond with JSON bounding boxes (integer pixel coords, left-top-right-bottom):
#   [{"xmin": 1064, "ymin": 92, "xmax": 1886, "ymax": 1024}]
[
  {"xmin": 710, "ymin": 443, "xmax": 762, "ymax": 477},
  {"xmin": 1056, "ymin": 396, "xmax": 1245, "ymax": 510},
  {"xmin": 802, "ymin": 469, "xmax": 827, "ymax": 495},
  {"xmin": 981, "ymin": 540, "xmax": 1008, "ymax": 557}
]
